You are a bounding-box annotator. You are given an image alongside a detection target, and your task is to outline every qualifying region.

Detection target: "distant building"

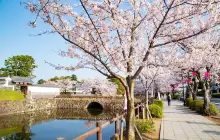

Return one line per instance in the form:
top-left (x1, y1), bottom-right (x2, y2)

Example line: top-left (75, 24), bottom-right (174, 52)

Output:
top-left (0, 76), bottom-right (15, 90)
top-left (0, 76), bottom-right (60, 99)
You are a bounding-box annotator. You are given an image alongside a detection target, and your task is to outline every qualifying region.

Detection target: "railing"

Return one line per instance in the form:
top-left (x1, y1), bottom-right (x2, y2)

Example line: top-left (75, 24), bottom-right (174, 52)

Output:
top-left (56, 102), bottom-right (146, 140)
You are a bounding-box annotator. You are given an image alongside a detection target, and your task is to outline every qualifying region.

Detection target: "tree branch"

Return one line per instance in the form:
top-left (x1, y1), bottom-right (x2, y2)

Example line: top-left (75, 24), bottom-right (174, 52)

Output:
top-left (153, 29), bottom-right (207, 48)
top-left (132, 0), bottom-right (175, 79)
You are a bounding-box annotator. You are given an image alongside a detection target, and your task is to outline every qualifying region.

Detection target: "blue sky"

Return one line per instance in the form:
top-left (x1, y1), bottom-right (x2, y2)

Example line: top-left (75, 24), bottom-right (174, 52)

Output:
top-left (0, 0), bottom-right (104, 82)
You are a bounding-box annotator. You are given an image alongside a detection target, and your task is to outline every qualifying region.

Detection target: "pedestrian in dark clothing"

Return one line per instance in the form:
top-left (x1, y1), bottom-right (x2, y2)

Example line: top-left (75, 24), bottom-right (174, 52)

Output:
top-left (167, 93), bottom-right (171, 106)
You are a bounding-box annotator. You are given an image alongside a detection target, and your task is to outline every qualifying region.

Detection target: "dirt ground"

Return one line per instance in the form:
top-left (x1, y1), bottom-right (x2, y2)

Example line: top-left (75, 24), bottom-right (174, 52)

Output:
top-left (137, 118), bottom-right (162, 140)
top-left (205, 113), bottom-right (220, 126)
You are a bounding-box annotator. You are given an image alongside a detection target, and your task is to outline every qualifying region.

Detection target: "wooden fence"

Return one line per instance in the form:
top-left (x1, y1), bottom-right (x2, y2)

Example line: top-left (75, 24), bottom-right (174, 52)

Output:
top-left (56, 102), bottom-right (146, 140)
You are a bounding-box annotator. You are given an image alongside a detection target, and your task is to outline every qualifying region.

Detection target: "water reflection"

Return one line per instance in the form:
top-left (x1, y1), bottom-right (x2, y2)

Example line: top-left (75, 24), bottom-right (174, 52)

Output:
top-left (3, 127), bottom-right (34, 140)
top-left (0, 108), bottom-right (121, 140)
top-left (87, 108), bottom-right (103, 116)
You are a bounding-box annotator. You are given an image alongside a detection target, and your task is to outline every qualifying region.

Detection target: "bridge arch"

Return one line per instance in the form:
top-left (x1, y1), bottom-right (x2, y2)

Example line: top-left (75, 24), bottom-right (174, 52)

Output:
top-left (87, 102), bottom-right (103, 110)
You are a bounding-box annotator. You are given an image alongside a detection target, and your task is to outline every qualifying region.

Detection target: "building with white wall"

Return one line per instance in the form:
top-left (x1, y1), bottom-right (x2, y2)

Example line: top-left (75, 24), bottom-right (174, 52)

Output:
top-left (0, 76), bottom-right (60, 99)
top-left (0, 76), bottom-right (14, 90)
top-left (28, 84), bottom-right (60, 99)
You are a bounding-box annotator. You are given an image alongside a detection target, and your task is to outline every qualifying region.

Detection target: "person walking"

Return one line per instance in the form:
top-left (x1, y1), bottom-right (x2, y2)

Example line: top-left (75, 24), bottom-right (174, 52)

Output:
top-left (167, 92), bottom-right (171, 106)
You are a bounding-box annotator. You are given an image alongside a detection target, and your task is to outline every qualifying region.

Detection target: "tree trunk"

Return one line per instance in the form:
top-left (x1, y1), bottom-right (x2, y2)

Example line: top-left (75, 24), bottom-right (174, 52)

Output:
top-left (145, 89), bottom-right (149, 120)
top-left (193, 81), bottom-right (198, 100)
top-left (125, 78), bottom-right (135, 140)
top-left (126, 98), bottom-right (135, 139)
top-left (155, 92), bottom-right (158, 99)
top-left (188, 84), bottom-right (193, 99)
top-left (203, 82), bottom-right (211, 116)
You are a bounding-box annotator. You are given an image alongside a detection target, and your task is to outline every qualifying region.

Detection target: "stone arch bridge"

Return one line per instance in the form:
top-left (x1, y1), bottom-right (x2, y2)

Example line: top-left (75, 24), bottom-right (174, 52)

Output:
top-left (56, 96), bottom-right (143, 111)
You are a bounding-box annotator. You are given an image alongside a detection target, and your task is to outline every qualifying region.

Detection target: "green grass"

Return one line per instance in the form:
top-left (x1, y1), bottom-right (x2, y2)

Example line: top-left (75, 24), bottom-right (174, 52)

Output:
top-left (0, 89), bottom-right (25, 101)
top-left (0, 126), bottom-right (23, 136)
top-left (135, 119), bottom-right (155, 133)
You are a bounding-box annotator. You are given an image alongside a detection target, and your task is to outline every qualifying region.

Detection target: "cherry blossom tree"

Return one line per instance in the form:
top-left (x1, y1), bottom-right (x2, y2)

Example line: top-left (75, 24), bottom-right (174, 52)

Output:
top-left (25, 0), bottom-right (219, 138)
top-left (76, 78), bottom-right (117, 96)
top-left (44, 78), bottom-right (75, 93)
top-left (135, 47), bottom-right (181, 96)
top-left (176, 31), bottom-right (220, 115)
top-left (57, 78), bottom-right (75, 93)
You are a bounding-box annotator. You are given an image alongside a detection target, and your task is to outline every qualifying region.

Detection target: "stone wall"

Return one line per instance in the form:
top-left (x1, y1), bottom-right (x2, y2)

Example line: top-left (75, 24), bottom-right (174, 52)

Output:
top-left (0, 110), bottom-right (56, 130)
top-left (0, 99), bottom-right (56, 116)
top-left (0, 96), bottom-right (143, 116)
top-left (0, 108), bottom-right (117, 133)
top-left (56, 98), bottom-right (124, 111)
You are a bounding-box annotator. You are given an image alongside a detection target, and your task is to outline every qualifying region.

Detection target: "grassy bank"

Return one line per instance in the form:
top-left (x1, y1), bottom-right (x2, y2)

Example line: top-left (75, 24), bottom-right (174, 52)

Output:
top-left (0, 126), bottom-right (23, 136)
top-left (135, 118), bottom-right (162, 140)
top-left (0, 89), bottom-right (25, 101)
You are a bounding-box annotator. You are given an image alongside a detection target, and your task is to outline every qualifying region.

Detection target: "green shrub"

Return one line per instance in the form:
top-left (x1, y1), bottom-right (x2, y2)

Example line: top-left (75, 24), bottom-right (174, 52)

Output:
top-left (149, 104), bottom-right (163, 118)
top-left (186, 98), bottom-right (193, 107)
top-left (172, 94), bottom-right (180, 100)
top-left (189, 99), bottom-right (194, 109)
top-left (209, 103), bottom-right (219, 116)
top-left (187, 99), bottom-right (218, 116)
top-left (61, 92), bottom-right (72, 94)
top-left (135, 119), bottom-right (154, 133)
top-left (191, 100), bottom-right (203, 110)
top-left (153, 99), bottom-right (164, 109)
top-left (186, 98), bottom-right (193, 108)
top-left (193, 100), bottom-right (204, 113)
top-left (212, 93), bottom-right (220, 98)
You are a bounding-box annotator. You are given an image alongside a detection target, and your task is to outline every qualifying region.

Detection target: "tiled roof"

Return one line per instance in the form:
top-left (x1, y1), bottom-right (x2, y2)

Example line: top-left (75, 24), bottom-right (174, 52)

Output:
top-left (0, 77), bottom-right (7, 79)
top-left (31, 84), bottom-right (59, 88)
top-left (11, 76), bottom-right (33, 84)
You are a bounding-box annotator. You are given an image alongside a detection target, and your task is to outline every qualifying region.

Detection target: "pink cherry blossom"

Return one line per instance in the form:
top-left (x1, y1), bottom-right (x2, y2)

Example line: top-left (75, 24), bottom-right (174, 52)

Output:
top-left (76, 79), bottom-right (117, 96)
top-left (44, 78), bottom-right (75, 93)
top-left (24, 0), bottom-right (220, 138)
top-left (92, 5), bottom-right (101, 13)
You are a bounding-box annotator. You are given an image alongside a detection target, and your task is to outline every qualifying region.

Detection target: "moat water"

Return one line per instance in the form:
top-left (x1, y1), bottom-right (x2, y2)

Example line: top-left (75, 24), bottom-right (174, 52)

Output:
top-left (0, 108), bottom-right (123, 140)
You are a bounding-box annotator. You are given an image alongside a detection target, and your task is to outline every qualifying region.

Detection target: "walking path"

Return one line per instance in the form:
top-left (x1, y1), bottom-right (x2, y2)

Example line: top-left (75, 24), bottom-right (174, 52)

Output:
top-left (160, 100), bottom-right (220, 140)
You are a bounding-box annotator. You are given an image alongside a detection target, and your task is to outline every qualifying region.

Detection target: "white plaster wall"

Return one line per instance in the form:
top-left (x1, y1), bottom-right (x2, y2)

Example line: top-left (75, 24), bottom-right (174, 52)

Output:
top-left (28, 86), bottom-right (60, 99)
top-left (0, 80), bottom-right (6, 86)
top-left (0, 77), bottom-right (11, 86)
top-left (28, 86), bottom-right (60, 93)
top-left (0, 78), bottom-right (14, 90)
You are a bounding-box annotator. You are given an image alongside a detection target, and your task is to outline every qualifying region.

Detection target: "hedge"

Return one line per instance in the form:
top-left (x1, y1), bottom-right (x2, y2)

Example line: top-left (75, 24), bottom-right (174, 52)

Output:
top-left (172, 94), bottom-right (180, 100)
top-left (192, 100), bottom-right (204, 112)
top-left (153, 99), bottom-right (164, 109)
top-left (186, 98), bottom-right (193, 107)
top-left (212, 93), bottom-right (220, 98)
top-left (186, 98), bottom-right (219, 116)
top-left (149, 104), bottom-right (163, 118)
top-left (209, 103), bottom-right (219, 116)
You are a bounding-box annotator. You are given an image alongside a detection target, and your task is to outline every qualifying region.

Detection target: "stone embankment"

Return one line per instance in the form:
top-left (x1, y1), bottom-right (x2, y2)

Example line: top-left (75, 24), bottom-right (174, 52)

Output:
top-left (0, 96), bottom-right (143, 116)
